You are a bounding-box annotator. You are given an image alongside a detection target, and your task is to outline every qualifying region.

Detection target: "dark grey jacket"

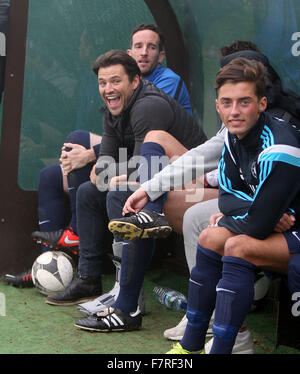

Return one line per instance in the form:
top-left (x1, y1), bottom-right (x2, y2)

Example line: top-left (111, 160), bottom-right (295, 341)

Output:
top-left (96, 80), bottom-right (207, 178)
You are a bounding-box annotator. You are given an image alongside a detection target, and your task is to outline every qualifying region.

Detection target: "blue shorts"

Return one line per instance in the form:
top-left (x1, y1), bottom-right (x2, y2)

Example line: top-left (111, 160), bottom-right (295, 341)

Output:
top-left (283, 229), bottom-right (300, 254)
top-left (264, 230), bottom-right (300, 292)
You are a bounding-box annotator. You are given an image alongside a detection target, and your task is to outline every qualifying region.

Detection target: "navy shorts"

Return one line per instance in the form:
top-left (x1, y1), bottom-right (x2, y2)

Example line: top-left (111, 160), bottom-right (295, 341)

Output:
top-left (283, 229), bottom-right (300, 254)
top-left (284, 229), bottom-right (300, 294)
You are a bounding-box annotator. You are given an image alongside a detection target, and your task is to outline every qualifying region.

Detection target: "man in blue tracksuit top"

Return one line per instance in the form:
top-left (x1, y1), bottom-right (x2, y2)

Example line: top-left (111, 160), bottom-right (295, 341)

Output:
top-left (166, 57), bottom-right (300, 354)
top-left (144, 64), bottom-right (192, 115)
top-left (127, 23), bottom-right (192, 114)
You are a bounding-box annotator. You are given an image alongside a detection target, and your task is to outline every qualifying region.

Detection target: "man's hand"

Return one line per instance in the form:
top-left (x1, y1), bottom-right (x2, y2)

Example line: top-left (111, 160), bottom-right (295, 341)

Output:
top-left (122, 187), bottom-right (149, 215)
top-left (109, 175), bottom-right (128, 189)
top-left (60, 143), bottom-right (95, 175)
top-left (109, 174), bottom-right (140, 191)
top-left (209, 211), bottom-right (295, 232)
top-left (274, 213), bottom-right (295, 233)
top-left (209, 212), bottom-right (224, 226)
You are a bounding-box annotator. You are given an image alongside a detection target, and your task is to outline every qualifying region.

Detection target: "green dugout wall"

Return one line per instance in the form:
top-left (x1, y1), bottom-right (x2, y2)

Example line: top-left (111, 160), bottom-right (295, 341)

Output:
top-left (0, 0), bottom-right (299, 273)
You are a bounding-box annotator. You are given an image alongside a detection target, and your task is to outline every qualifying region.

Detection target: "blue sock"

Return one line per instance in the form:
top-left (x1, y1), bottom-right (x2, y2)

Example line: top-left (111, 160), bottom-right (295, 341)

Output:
top-left (114, 239), bottom-right (155, 313)
top-left (139, 142), bottom-right (168, 213)
top-left (210, 256), bottom-right (256, 354)
top-left (181, 244), bottom-right (223, 352)
top-left (38, 165), bottom-right (67, 252)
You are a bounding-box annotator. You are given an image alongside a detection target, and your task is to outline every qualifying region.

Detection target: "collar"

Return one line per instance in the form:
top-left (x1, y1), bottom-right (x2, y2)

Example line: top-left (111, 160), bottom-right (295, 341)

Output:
top-left (230, 112), bottom-right (266, 148)
top-left (143, 64), bottom-right (163, 82)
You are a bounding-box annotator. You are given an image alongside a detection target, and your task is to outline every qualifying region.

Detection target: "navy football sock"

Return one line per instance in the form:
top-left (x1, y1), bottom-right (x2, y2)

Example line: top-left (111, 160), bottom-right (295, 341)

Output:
top-left (180, 244), bottom-right (223, 352)
top-left (114, 239), bottom-right (155, 314)
top-left (38, 165), bottom-right (67, 252)
top-left (139, 142), bottom-right (168, 213)
top-left (210, 256), bottom-right (256, 354)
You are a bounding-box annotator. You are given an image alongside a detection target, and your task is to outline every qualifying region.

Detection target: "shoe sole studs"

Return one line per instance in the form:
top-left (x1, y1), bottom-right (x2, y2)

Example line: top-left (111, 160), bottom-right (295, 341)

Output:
top-left (74, 323), bottom-right (141, 332)
top-left (45, 295), bottom-right (101, 306)
top-left (108, 222), bottom-right (172, 240)
top-left (33, 238), bottom-right (79, 257)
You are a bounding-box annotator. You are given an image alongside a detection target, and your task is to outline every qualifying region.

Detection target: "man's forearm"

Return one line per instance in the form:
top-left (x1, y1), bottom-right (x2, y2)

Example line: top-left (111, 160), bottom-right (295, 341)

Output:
top-left (142, 125), bottom-right (225, 201)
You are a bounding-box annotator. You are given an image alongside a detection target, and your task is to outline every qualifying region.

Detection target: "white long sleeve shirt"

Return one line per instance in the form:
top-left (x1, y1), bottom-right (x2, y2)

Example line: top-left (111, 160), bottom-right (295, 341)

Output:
top-left (141, 124), bottom-right (226, 201)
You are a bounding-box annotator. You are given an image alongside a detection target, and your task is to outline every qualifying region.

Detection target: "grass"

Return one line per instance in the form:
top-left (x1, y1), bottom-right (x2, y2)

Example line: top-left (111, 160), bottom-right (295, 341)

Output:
top-left (0, 267), bottom-right (299, 357)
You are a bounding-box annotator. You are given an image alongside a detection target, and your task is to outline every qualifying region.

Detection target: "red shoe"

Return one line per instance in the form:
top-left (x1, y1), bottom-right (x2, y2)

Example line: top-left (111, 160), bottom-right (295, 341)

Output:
top-left (3, 269), bottom-right (34, 288)
top-left (31, 228), bottom-right (79, 256)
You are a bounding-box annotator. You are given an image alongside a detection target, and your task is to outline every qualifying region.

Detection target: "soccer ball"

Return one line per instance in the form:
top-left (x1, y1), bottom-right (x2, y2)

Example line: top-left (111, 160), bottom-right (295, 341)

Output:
top-left (31, 251), bottom-right (76, 295)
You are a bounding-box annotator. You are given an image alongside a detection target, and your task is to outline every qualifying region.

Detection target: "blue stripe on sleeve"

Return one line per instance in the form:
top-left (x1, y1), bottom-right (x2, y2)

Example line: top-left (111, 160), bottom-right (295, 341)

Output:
top-left (259, 152), bottom-right (300, 168)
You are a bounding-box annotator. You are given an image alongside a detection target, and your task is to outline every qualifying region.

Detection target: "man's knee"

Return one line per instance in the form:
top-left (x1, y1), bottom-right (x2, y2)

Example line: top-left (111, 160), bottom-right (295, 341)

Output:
top-left (224, 235), bottom-right (248, 259)
top-left (39, 165), bottom-right (62, 187)
top-left (143, 130), bottom-right (187, 159)
top-left (65, 130), bottom-right (90, 148)
top-left (198, 227), bottom-right (218, 248)
top-left (143, 130), bottom-right (170, 144)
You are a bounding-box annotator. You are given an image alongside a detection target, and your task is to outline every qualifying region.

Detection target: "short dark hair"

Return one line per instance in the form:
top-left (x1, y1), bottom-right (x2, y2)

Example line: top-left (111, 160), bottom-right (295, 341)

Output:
top-left (220, 40), bottom-right (261, 57)
top-left (130, 23), bottom-right (165, 52)
top-left (215, 57), bottom-right (270, 99)
top-left (92, 49), bottom-right (141, 81)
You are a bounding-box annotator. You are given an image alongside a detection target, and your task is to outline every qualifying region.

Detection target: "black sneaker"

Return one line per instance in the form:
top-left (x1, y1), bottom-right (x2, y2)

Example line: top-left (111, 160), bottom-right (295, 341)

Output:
top-left (45, 275), bottom-right (102, 306)
top-left (3, 270), bottom-right (34, 288)
top-left (74, 307), bottom-right (142, 332)
top-left (31, 228), bottom-right (79, 258)
top-left (108, 209), bottom-right (172, 240)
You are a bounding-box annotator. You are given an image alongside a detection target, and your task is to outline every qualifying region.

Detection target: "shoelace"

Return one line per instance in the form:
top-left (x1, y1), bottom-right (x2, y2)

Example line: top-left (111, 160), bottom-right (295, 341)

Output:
top-left (96, 308), bottom-right (116, 330)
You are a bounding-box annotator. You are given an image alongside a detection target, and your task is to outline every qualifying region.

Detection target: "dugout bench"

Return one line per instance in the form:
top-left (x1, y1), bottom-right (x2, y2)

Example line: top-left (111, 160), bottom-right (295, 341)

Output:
top-left (0, 0), bottom-right (299, 353)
